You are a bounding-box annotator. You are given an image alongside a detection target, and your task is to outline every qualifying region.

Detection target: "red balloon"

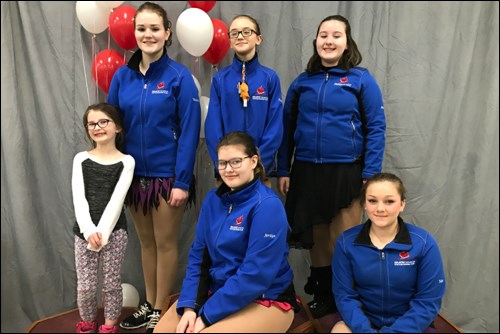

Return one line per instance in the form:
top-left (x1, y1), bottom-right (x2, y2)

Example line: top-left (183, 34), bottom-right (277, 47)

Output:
top-left (91, 49), bottom-right (125, 93)
top-left (187, 1), bottom-right (216, 13)
top-left (109, 5), bottom-right (137, 50)
top-left (202, 18), bottom-right (230, 65)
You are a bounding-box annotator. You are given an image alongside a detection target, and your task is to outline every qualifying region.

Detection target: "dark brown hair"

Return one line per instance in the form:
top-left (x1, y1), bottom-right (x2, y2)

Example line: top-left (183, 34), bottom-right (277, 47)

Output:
top-left (360, 172), bottom-right (407, 205)
top-left (83, 103), bottom-right (125, 152)
top-left (306, 15), bottom-right (362, 73)
top-left (217, 131), bottom-right (265, 182)
top-left (135, 2), bottom-right (172, 46)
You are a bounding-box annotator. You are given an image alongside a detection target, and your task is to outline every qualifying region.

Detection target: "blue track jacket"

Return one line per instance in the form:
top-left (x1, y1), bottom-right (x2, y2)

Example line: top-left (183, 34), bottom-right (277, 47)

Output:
top-left (107, 49), bottom-right (200, 190)
top-left (177, 178), bottom-right (294, 325)
top-left (277, 67), bottom-right (385, 179)
top-left (333, 218), bottom-right (446, 333)
top-left (205, 55), bottom-right (283, 175)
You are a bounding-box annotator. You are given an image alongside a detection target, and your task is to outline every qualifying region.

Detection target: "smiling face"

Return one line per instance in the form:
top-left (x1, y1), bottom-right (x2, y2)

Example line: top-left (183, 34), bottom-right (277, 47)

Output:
top-left (217, 144), bottom-right (258, 190)
top-left (86, 110), bottom-right (120, 148)
top-left (229, 16), bottom-right (262, 61)
top-left (134, 10), bottom-right (170, 58)
top-left (316, 19), bottom-right (347, 67)
top-left (365, 180), bottom-right (406, 229)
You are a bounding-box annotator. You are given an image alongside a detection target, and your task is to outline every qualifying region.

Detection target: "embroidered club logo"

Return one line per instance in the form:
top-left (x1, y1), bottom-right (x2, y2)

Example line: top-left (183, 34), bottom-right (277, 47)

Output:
top-left (157, 82), bottom-right (165, 89)
top-left (340, 77), bottom-right (348, 83)
top-left (256, 86), bottom-right (265, 95)
top-left (230, 215), bottom-right (245, 231)
top-left (399, 251), bottom-right (410, 259)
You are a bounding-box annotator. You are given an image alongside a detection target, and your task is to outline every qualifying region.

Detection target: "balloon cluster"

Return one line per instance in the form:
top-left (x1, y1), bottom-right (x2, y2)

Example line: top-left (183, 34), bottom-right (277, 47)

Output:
top-left (177, 1), bottom-right (230, 65)
top-left (76, 1), bottom-right (136, 93)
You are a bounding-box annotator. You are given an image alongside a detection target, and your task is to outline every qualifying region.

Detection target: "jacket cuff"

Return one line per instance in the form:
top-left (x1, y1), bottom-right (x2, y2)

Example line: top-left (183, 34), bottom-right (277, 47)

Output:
top-left (200, 312), bottom-right (212, 327)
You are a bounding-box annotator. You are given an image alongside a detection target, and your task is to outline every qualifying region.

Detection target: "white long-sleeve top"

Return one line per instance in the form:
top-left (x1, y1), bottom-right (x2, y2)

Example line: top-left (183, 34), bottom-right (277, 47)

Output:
top-left (72, 151), bottom-right (134, 251)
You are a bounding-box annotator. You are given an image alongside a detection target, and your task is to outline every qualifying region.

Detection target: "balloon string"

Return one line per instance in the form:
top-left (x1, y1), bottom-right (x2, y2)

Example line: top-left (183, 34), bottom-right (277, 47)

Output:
top-left (92, 34), bottom-right (98, 103)
top-left (107, 18), bottom-right (111, 50)
top-left (79, 28), bottom-right (91, 106)
top-left (193, 56), bottom-right (199, 76)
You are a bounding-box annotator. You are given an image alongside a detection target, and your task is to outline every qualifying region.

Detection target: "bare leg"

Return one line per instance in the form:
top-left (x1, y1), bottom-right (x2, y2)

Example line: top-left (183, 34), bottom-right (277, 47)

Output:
top-left (329, 199), bottom-right (363, 251)
top-left (201, 303), bottom-right (294, 333)
top-left (129, 208), bottom-right (157, 306)
top-left (331, 320), bottom-right (353, 333)
top-left (151, 198), bottom-right (186, 310)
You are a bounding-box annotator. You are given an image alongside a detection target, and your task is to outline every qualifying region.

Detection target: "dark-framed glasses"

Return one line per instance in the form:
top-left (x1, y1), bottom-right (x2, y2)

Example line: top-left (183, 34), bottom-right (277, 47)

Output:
top-left (86, 119), bottom-right (113, 130)
top-left (228, 28), bottom-right (257, 39)
top-left (217, 156), bottom-right (250, 170)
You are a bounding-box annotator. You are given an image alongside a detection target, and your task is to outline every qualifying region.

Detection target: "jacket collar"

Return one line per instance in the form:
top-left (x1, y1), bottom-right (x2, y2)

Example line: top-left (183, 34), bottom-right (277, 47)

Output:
top-left (127, 48), bottom-right (170, 72)
top-left (217, 177), bottom-right (260, 206)
top-left (230, 54), bottom-right (260, 74)
top-left (354, 217), bottom-right (412, 248)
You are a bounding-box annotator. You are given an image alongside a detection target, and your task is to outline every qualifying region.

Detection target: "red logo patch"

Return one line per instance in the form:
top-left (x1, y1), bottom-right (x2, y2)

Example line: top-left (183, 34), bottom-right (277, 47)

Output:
top-left (235, 216), bottom-right (243, 225)
top-left (340, 77), bottom-right (348, 83)
top-left (399, 251), bottom-right (410, 259)
top-left (256, 86), bottom-right (265, 95)
top-left (157, 82), bottom-right (165, 89)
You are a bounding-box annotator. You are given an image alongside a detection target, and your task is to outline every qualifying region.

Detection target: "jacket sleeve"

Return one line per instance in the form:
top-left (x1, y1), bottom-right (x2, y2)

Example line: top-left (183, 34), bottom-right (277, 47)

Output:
top-left (359, 70), bottom-right (385, 179)
top-left (277, 77), bottom-right (299, 177)
top-left (91, 156), bottom-right (134, 251)
top-left (173, 71), bottom-right (201, 190)
top-left (258, 72), bottom-right (283, 175)
top-left (177, 200), bottom-right (211, 313)
top-left (380, 234), bottom-right (446, 333)
top-left (199, 197), bottom-right (289, 325)
top-left (72, 153), bottom-right (98, 241)
top-left (332, 234), bottom-right (378, 333)
top-left (204, 74), bottom-right (223, 169)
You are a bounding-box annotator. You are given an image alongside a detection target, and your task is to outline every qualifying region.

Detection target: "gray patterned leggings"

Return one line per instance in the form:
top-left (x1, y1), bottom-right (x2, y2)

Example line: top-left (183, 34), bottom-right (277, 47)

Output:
top-left (75, 229), bottom-right (128, 322)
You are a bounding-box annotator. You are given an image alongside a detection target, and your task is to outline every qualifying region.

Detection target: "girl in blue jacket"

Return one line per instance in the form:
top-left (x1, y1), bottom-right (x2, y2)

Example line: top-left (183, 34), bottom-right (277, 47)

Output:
top-left (332, 173), bottom-right (446, 333)
top-left (205, 15), bottom-right (283, 186)
top-left (154, 131), bottom-right (297, 333)
top-left (107, 2), bottom-right (200, 332)
top-left (277, 15), bottom-right (386, 318)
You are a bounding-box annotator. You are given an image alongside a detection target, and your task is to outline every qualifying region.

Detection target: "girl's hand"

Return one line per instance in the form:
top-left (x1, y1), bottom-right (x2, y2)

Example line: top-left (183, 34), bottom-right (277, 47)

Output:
top-left (193, 316), bottom-right (207, 333)
top-left (278, 177), bottom-right (290, 196)
top-left (87, 232), bottom-right (102, 251)
top-left (176, 309), bottom-right (197, 333)
top-left (168, 188), bottom-right (188, 207)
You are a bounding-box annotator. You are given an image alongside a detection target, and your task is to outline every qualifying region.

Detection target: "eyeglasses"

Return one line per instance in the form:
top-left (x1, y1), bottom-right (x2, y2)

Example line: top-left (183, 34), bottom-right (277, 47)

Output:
top-left (86, 119), bottom-right (113, 130)
top-left (228, 28), bottom-right (258, 39)
top-left (217, 156), bottom-right (250, 170)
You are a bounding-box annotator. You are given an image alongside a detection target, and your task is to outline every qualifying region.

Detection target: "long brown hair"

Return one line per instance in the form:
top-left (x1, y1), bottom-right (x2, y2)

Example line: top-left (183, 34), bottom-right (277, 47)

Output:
top-left (306, 15), bottom-right (362, 73)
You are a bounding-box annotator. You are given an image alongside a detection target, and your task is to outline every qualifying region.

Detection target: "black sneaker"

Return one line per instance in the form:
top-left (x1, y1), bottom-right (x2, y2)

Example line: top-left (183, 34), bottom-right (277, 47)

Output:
top-left (145, 310), bottom-right (161, 333)
top-left (307, 296), bottom-right (337, 319)
top-left (120, 301), bottom-right (152, 329)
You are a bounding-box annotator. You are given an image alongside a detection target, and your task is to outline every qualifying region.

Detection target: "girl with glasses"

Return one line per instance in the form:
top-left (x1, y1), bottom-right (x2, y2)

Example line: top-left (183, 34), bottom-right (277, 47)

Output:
top-left (154, 131), bottom-right (298, 332)
top-left (73, 103), bottom-right (135, 333)
top-left (107, 2), bottom-right (201, 332)
top-left (204, 15), bottom-right (283, 187)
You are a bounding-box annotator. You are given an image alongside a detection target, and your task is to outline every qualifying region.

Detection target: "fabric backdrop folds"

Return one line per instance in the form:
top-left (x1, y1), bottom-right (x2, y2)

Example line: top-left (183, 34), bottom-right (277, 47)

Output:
top-left (1, 1), bottom-right (498, 332)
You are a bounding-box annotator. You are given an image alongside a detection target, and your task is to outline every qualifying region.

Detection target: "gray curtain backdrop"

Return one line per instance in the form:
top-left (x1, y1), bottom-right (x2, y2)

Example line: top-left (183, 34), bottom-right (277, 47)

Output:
top-left (1, 1), bottom-right (498, 332)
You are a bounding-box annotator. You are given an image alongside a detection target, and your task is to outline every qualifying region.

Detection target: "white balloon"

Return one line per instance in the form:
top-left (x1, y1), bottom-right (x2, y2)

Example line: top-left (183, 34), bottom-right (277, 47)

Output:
top-left (95, 1), bottom-right (125, 11)
top-left (192, 74), bottom-right (202, 98)
top-left (76, 1), bottom-right (109, 34)
top-left (121, 283), bottom-right (140, 308)
top-left (200, 96), bottom-right (210, 138)
top-left (176, 8), bottom-right (213, 57)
